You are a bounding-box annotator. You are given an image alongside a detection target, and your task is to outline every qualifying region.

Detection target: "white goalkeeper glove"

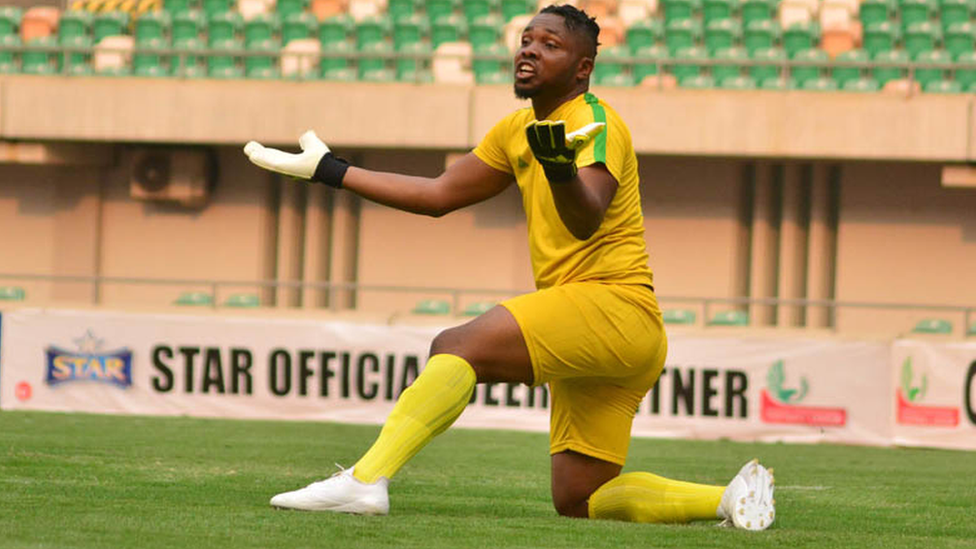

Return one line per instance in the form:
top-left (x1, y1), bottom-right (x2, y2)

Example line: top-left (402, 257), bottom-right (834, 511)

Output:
top-left (243, 130), bottom-right (349, 188)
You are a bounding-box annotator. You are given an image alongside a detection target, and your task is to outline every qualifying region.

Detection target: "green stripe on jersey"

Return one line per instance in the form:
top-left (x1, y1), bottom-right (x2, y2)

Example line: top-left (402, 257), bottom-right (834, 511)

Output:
top-left (584, 92), bottom-right (607, 163)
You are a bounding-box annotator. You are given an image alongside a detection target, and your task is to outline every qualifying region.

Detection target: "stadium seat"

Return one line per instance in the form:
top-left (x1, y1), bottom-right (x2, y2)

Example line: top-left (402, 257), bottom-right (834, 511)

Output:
top-left (944, 22), bottom-right (975, 58)
top-left (832, 48), bottom-right (868, 87)
top-left (174, 291), bottom-right (214, 306)
top-left (21, 36), bottom-right (57, 74)
top-left (953, 50), bottom-right (976, 87)
top-left (356, 15), bottom-right (392, 48)
top-left (432, 14), bottom-right (467, 48)
top-left (593, 44), bottom-right (629, 80)
top-left (463, 0), bottom-right (498, 23)
top-left (393, 13), bottom-right (428, 49)
top-left (666, 18), bottom-right (703, 54)
top-left (911, 318), bottom-right (953, 333)
top-left (0, 6), bottom-right (21, 39)
top-left (596, 71), bottom-right (637, 86)
top-left (282, 12), bottom-right (319, 45)
top-left (760, 74), bottom-right (796, 88)
top-left (790, 47), bottom-right (828, 85)
top-left (0, 286), bottom-right (26, 301)
top-left (208, 38), bottom-right (244, 78)
top-left (863, 21), bottom-right (900, 56)
top-left (663, 0), bottom-right (699, 23)
top-left (905, 21), bottom-right (942, 57)
top-left (708, 310), bottom-right (749, 326)
top-left (209, 11), bottom-right (244, 44)
top-left (164, 0), bottom-right (195, 14)
top-left (319, 14), bottom-right (354, 45)
top-left (968, 321), bottom-right (976, 337)
top-left (427, 0), bottom-right (461, 21)
top-left (672, 45), bottom-right (708, 82)
top-left (358, 40), bottom-right (393, 76)
top-left (93, 11), bottom-right (131, 45)
top-left (469, 14), bottom-right (504, 49)
top-left (59, 10), bottom-right (92, 41)
top-left (741, 0), bottom-right (776, 24)
top-left (842, 75), bottom-right (881, 91)
top-left (663, 309), bottom-right (696, 324)
top-left (203, 0), bottom-right (232, 16)
top-left (322, 65), bottom-right (358, 80)
top-left (923, 78), bottom-right (964, 91)
top-left (277, 0), bottom-right (309, 17)
top-left (749, 45), bottom-right (785, 82)
top-left (720, 74), bottom-right (757, 90)
top-left (626, 18), bottom-right (664, 53)
top-left (712, 45), bottom-right (747, 81)
top-left (224, 293), bottom-right (261, 307)
top-left (901, 0), bottom-right (938, 28)
top-left (0, 34), bottom-right (19, 73)
top-left (473, 41), bottom-right (508, 81)
top-left (914, 49), bottom-right (952, 85)
top-left (135, 11), bottom-right (171, 43)
top-left (173, 10), bottom-right (206, 44)
top-left (703, 0), bottom-right (735, 23)
top-left (801, 75), bottom-right (839, 90)
top-left (245, 38), bottom-right (279, 78)
top-left (395, 40), bottom-right (431, 80)
top-left (501, 0), bottom-right (534, 21)
top-left (172, 37), bottom-right (207, 77)
top-left (133, 36), bottom-right (169, 77)
top-left (871, 48), bottom-right (909, 85)
top-left (678, 73), bottom-right (715, 87)
top-left (244, 13), bottom-right (280, 47)
top-left (859, 0), bottom-right (896, 25)
top-left (320, 38), bottom-right (353, 72)
top-left (940, 0), bottom-right (975, 30)
top-left (632, 44), bottom-right (668, 82)
top-left (704, 18), bottom-right (741, 53)
top-left (743, 19), bottom-right (781, 54)
top-left (412, 298), bottom-right (451, 314)
top-left (783, 21), bottom-right (819, 58)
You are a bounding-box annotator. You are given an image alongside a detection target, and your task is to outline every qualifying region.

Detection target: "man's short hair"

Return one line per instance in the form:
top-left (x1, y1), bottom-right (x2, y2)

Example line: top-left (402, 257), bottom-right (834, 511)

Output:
top-left (539, 4), bottom-right (601, 57)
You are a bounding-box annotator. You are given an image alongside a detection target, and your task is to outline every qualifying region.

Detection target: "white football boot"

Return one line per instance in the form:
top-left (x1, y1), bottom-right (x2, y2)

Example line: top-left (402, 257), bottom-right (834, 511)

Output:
top-left (718, 459), bottom-right (775, 531)
top-left (270, 467), bottom-right (389, 515)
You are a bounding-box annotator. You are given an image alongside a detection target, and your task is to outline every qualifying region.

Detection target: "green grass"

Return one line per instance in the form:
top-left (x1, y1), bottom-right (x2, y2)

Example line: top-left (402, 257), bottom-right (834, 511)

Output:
top-left (1, 411), bottom-right (975, 549)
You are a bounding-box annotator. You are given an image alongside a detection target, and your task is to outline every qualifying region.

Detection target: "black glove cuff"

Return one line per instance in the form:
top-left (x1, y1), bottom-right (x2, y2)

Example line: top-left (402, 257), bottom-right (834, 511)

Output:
top-left (541, 161), bottom-right (577, 184)
top-left (311, 152), bottom-right (350, 189)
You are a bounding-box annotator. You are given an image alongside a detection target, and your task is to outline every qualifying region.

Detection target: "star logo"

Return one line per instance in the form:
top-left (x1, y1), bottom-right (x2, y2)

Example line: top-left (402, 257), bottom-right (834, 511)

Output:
top-left (73, 330), bottom-right (105, 354)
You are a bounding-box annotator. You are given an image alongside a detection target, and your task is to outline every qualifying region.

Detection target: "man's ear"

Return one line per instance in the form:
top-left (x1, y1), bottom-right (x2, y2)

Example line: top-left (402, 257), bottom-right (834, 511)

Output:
top-left (577, 56), bottom-right (594, 82)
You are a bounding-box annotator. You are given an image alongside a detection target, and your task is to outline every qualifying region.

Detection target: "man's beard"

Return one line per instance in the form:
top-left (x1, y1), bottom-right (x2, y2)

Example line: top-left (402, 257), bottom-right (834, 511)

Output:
top-left (513, 82), bottom-right (537, 99)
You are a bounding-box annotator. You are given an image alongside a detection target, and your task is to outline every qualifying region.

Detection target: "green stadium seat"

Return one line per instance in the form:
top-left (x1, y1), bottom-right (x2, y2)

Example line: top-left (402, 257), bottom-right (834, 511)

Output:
top-left (940, 0), bottom-right (975, 30)
top-left (173, 10), bottom-right (206, 44)
top-left (673, 45), bottom-right (708, 82)
top-left (462, 0), bottom-right (498, 23)
top-left (427, 0), bottom-right (461, 21)
top-left (703, 0), bottom-right (736, 23)
top-left (704, 18), bottom-right (741, 53)
top-left (389, 0), bottom-right (422, 21)
top-left (802, 75), bottom-right (840, 90)
top-left (832, 48), bottom-right (869, 87)
top-left (944, 22), bottom-right (975, 58)
top-left (320, 39), bottom-right (354, 73)
top-left (633, 44), bottom-right (668, 82)
top-left (135, 11), bottom-right (170, 43)
top-left (0, 34), bottom-right (19, 73)
top-left (133, 36), bottom-right (169, 77)
top-left (740, 0), bottom-right (776, 24)
top-left (595, 72), bottom-right (638, 86)
top-left (172, 37), bottom-right (206, 77)
top-left (679, 73), bottom-right (716, 88)
top-left (412, 298), bottom-right (451, 315)
top-left (224, 293), bottom-right (261, 307)
top-left (164, 0), bottom-right (195, 14)
top-left (469, 14), bottom-right (504, 49)
top-left (282, 12), bottom-right (318, 45)
top-left (953, 50), bottom-right (976, 87)
top-left (663, 0), bottom-right (700, 23)
top-left (208, 37), bottom-right (244, 78)
top-left (245, 38), bottom-right (278, 78)
top-left (783, 21), bottom-right (820, 58)
top-left (93, 11), bottom-right (130, 45)
top-left (666, 18), bottom-right (703, 54)
top-left (320, 15), bottom-right (354, 45)
top-left (708, 310), bottom-right (749, 326)
top-left (760, 75), bottom-right (796, 89)
top-left (900, 0), bottom-right (938, 28)
top-left (863, 21), bottom-right (901, 56)
top-left (913, 49), bottom-right (952, 85)
top-left (791, 47), bottom-right (829, 86)
top-left (872, 48), bottom-right (910, 85)
top-left (911, 318), bottom-right (953, 333)
top-left (860, 0), bottom-right (896, 25)
top-left (358, 40), bottom-right (393, 76)
top-left (356, 15), bottom-right (392, 49)
top-left (626, 19), bottom-right (665, 53)
top-left (276, 0), bottom-right (307, 17)
top-left (923, 78), bottom-right (964, 91)
top-left (59, 10), bottom-right (92, 41)
top-left (663, 309), bottom-right (697, 324)
top-left (842, 75), bottom-right (881, 91)
top-left (462, 301), bottom-right (495, 316)
top-left (904, 21), bottom-right (942, 57)
top-left (432, 14), bottom-right (467, 48)
top-left (0, 6), bottom-right (21, 37)
top-left (399, 67), bottom-right (433, 82)
top-left (593, 44), bottom-right (629, 80)
top-left (21, 37), bottom-right (56, 74)
top-left (749, 46), bottom-right (785, 82)
top-left (473, 41), bottom-right (508, 82)
top-left (244, 13), bottom-right (280, 47)
top-left (712, 46), bottom-right (747, 82)
top-left (208, 11), bottom-right (243, 45)
top-left (322, 66), bottom-right (358, 81)
top-left (174, 291), bottom-right (214, 306)
top-left (0, 286), bottom-right (26, 301)
top-left (202, 0), bottom-right (232, 16)
top-left (396, 40), bottom-right (431, 80)
top-left (743, 19), bottom-right (781, 54)
top-left (720, 74), bottom-right (758, 88)
top-left (968, 321), bottom-right (976, 336)
top-left (501, 0), bottom-right (533, 21)
top-left (393, 13), bottom-right (429, 49)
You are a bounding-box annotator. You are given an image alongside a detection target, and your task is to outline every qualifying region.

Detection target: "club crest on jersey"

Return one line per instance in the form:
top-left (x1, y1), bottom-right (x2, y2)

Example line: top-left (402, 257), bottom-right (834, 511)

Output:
top-left (45, 330), bottom-right (133, 389)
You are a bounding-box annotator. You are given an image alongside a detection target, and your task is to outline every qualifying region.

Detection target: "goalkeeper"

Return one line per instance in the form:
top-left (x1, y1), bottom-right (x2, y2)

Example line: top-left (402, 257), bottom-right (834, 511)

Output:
top-left (244, 3), bottom-right (775, 530)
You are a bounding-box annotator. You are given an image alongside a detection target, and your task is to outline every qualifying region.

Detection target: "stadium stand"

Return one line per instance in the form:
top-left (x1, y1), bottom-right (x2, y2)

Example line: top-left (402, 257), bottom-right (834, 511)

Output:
top-left (0, 286), bottom-right (26, 301)
top-left (412, 298), bottom-right (451, 315)
top-left (662, 308), bottom-right (696, 324)
top-left (224, 292), bottom-right (261, 307)
top-left (174, 291), bottom-right (214, 305)
top-left (708, 310), bottom-right (749, 326)
top-left (461, 301), bottom-right (495, 315)
top-left (912, 318), bottom-right (953, 334)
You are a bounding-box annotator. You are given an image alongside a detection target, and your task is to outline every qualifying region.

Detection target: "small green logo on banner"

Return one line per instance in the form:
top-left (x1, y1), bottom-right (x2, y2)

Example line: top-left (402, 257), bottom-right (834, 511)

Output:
top-left (766, 360), bottom-right (809, 404)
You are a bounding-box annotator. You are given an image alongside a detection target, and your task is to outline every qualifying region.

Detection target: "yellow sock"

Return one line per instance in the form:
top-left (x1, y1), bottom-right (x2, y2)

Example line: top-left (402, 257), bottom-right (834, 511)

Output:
top-left (353, 354), bottom-right (476, 484)
top-left (588, 472), bottom-right (725, 523)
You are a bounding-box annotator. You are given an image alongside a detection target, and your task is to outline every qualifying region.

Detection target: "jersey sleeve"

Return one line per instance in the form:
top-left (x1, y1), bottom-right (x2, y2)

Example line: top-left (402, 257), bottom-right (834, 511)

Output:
top-left (472, 114), bottom-right (516, 174)
top-left (574, 105), bottom-right (627, 184)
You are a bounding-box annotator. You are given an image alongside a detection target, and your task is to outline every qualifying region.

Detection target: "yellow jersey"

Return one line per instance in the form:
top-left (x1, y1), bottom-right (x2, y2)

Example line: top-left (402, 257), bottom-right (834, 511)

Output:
top-left (473, 92), bottom-right (654, 289)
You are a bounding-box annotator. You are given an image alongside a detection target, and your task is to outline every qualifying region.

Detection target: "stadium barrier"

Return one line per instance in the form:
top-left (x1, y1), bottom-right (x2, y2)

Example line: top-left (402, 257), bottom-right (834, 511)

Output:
top-left (1, 306), bottom-right (974, 451)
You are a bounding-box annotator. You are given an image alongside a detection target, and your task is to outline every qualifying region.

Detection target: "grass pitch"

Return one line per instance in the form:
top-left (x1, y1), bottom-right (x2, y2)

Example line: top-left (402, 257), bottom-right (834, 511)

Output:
top-left (1, 411), bottom-right (974, 549)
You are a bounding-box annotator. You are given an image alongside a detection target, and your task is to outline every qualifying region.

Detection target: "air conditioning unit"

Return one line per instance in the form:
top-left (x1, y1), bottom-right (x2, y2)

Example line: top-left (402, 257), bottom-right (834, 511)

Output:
top-left (130, 148), bottom-right (217, 208)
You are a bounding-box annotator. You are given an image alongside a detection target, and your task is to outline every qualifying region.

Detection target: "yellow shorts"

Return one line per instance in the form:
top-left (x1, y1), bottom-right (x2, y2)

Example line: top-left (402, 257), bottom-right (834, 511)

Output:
top-left (501, 282), bottom-right (667, 466)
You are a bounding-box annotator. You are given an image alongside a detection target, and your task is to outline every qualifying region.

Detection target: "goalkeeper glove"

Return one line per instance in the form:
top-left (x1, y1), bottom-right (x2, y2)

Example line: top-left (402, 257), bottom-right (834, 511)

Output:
top-left (243, 130), bottom-right (349, 188)
top-left (524, 120), bottom-right (606, 183)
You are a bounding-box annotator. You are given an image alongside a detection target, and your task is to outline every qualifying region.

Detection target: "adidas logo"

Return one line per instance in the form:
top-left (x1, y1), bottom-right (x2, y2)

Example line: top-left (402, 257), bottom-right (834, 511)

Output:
top-left (518, 157), bottom-right (530, 169)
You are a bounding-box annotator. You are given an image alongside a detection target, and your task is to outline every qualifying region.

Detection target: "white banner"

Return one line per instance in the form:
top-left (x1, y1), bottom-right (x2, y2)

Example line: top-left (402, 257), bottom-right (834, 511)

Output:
top-left (891, 339), bottom-right (976, 450)
top-left (2, 307), bottom-right (972, 450)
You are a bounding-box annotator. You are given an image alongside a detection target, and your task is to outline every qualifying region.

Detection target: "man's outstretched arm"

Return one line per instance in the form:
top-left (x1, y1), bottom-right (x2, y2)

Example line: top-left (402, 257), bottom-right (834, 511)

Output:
top-left (244, 131), bottom-right (514, 217)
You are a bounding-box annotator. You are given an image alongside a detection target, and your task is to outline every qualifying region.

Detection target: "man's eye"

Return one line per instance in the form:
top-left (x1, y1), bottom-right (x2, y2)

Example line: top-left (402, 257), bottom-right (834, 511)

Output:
top-left (545, 42), bottom-right (557, 49)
